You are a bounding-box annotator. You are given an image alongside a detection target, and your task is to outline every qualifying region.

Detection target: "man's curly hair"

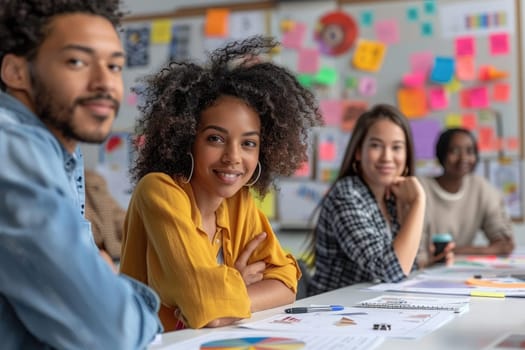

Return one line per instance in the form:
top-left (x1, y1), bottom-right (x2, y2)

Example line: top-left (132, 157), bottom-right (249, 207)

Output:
top-left (133, 36), bottom-right (323, 196)
top-left (0, 0), bottom-right (124, 91)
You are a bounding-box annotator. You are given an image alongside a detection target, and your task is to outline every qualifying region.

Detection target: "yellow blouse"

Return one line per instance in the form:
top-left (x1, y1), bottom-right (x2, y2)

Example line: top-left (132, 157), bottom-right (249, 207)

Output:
top-left (120, 172), bottom-right (300, 330)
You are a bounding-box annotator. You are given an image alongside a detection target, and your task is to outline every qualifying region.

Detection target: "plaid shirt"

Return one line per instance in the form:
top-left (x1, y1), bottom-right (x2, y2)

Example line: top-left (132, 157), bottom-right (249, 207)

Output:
top-left (309, 175), bottom-right (407, 296)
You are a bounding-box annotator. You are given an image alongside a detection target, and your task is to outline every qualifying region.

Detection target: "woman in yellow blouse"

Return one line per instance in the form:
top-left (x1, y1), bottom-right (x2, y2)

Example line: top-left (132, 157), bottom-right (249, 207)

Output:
top-left (120, 36), bottom-right (322, 331)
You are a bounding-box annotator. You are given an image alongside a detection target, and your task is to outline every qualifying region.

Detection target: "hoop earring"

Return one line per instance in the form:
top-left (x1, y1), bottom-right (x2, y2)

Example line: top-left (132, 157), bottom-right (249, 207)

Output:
top-left (182, 153), bottom-right (194, 183)
top-left (352, 161), bottom-right (359, 173)
top-left (245, 161), bottom-right (261, 187)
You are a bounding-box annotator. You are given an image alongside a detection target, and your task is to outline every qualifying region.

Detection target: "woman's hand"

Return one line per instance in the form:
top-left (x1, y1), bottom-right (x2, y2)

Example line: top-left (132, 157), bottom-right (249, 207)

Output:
top-left (234, 232), bottom-right (267, 286)
top-left (428, 241), bottom-right (456, 266)
top-left (388, 176), bottom-right (425, 224)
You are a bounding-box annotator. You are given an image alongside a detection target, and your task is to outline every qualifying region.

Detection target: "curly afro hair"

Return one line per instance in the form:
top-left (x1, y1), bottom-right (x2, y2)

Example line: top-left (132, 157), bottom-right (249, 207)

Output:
top-left (132, 36), bottom-right (323, 196)
top-left (0, 0), bottom-right (124, 90)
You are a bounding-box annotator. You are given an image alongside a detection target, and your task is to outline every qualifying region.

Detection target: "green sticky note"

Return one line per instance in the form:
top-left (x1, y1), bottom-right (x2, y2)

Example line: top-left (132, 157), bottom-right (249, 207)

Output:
top-left (297, 74), bottom-right (314, 88)
top-left (407, 7), bottom-right (418, 21)
top-left (345, 76), bottom-right (358, 89)
top-left (424, 0), bottom-right (436, 15)
top-left (421, 22), bottom-right (433, 36)
top-left (314, 67), bottom-right (338, 86)
top-left (360, 11), bottom-right (373, 27)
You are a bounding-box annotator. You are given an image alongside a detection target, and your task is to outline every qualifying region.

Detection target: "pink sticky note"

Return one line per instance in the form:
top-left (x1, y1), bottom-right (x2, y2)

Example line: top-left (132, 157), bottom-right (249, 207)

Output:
top-left (459, 89), bottom-right (470, 108)
top-left (319, 141), bottom-right (336, 161)
top-left (455, 36), bottom-right (475, 56)
top-left (294, 161), bottom-right (310, 177)
top-left (297, 48), bottom-right (320, 73)
top-left (402, 71), bottom-right (426, 88)
top-left (374, 19), bottom-right (400, 44)
top-left (126, 92), bottom-right (138, 106)
top-left (505, 137), bottom-right (519, 151)
top-left (319, 99), bottom-right (344, 126)
top-left (410, 51), bottom-right (433, 74)
top-left (282, 22), bottom-right (307, 49)
top-left (489, 32), bottom-right (510, 56)
top-left (456, 56), bottom-right (476, 81)
top-left (358, 76), bottom-right (377, 97)
top-left (492, 83), bottom-right (510, 102)
top-left (428, 86), bottom-right (448, 110)
top-left (469, 86), bottom-right (489, 108)
top-left (462, 113), bottom-right (477, 130)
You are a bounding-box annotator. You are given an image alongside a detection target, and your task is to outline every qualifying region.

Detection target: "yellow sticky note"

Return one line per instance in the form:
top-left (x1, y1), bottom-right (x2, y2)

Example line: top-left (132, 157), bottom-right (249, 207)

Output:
top-left (205, 8), bottom-right (230, 37)
top-left (280, 19), bottom-right (295, 32)
top-left (252, 189), bottom-right (276, 220)
top-left (151, 19), bottom-right (172, 44)
top-left (352, 39), bottom-right (386, 72)
top-left (445, 113), bottom-right (462, 127)
top-left (470, 291), bottom-right (505, 298)
top-left (445, 77), bottom-right (462, 93)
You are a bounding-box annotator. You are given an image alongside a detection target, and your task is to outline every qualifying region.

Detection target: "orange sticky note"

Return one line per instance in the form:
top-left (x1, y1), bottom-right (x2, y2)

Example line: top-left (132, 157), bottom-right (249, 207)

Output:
top-left (478, 127), bottom-right (495, 152)
top-left (352, 39), bottom-right (386, 72)
top-left (205, 9), bottom-right (230, 37)
top-left (492, 83), bottom-right (511, 102)
top-left (319, 141), bottom-right (336, 161)
top-left (397, 88), bottom-right (427, 118)
top-left (505, 137), bottom-right (519, 151)
top-left (462, 113), bottom-right (477, 130)
top-left (294, 161), bottom-right (311, 177)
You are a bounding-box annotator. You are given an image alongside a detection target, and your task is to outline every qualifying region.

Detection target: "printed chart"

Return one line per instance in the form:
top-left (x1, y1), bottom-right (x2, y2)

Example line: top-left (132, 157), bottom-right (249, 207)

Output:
top-left (200, 336), bottom-right (305, 350)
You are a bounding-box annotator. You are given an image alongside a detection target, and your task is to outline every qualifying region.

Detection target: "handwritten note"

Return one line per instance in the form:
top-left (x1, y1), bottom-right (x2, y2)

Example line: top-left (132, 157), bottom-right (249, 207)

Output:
top-left (352, 39), bottom-right (386, 72)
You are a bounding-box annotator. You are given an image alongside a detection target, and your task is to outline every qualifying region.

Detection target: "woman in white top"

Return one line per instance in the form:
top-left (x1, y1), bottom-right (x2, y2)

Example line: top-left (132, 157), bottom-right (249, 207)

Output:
top-left (418, 128), bottom-right (515, 267)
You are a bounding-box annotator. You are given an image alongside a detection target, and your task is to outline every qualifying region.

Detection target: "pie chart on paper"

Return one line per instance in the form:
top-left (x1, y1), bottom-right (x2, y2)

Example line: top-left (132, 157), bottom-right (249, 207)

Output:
top-left (199, 336), bottom-right (305, 350)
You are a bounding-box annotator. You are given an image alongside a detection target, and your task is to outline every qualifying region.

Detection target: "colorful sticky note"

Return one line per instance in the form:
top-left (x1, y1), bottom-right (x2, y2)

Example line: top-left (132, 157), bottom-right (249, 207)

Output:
top-left (462, 113), bottom-right (478, 130)
top-left (469, 86), bottom-right (489, 108)
top-left (205, 9), bottom-right (230, 37)
top-left (314, 67), bottom-right (338, 85)
top-left (445, 77), bottom-right (462, 93)
top-left (374, 19), bottom-right (400, 45)
top-left (430, 57), bottom-right (455, 84)
top-left (360, 11), bottom-right (374, 27)
top-left (428, 86), bottom-right (448, 110)
top-left (492, 83), bottom-right (511, 102)
top-left (456, 56), bottom-right (476, 81)
top-left (397, 88), bottom-right (427, 118)
top-left (421, 22), bottom-right (433, 36)
top-left (126, 92), bottom-right (138, 106)
top-left (319, 99), bottom-right (345, 125)
top-left (252, 188), bottom-right (275, 219)
top-left (358, 76), bottom-right (377, 97)
top-left (406, 7), bottom-right (418, 21)
top-left (297, 74), bottom-right (314, 88)
top-left (455, 36), bottom-right (475, 56)
top-left (478, 126), bottom-right (496, 152)
top-left (489, 32), bottom-right (510, 55)
top-left (478, 65), bottom-right (509, 81)
top-left (319, 140), bottom-right (336, 161)
top-left (345, 76), bottom-right (358, 89)
top-left (445, 113), bottom-right (462, 127)
top-left (410, 51), bottom-right (433, 74)
top-left (352, 39), bottom-right (386, 72)
top-left (151, 19), bottom-right (172, 44)
top-left (410, 119), bottom-right (441, 159)
top-left (297, 48), bottom-right (320, 73)
top-left (424, 0), bottom-right (436, 15)
top-left (282, 22), bottom-right (306, 49)
top-left (294, 161), bottom-right (311, 178)
top-left (504, 137), bottom-right (519, 151)
top-left (280, 19), bottom-right (295, 32)
top-left (402, 72), bottom-right (426, 88)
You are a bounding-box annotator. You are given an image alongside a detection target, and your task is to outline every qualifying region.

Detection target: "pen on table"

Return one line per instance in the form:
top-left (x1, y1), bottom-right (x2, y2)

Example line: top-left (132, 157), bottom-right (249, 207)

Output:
top-left (284, 305), bottom-right (344, 314)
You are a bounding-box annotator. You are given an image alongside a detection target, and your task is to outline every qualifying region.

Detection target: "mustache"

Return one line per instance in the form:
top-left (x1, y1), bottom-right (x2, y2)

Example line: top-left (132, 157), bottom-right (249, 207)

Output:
top-left (75, 94), bottom-right (120, 110)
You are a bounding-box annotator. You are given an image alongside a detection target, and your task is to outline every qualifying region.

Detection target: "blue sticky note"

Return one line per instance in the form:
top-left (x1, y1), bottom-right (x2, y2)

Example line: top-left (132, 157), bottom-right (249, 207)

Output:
top-left (360, 11), bottom-right (374, 27)
top-left (431, 57), bottom-right (455, 84)
top-left (407, 7), bottom-right (418, 21)
top-left (424, 0), bottom-right (436, 15)
top-left (421, 22), bottom-right (433, 36)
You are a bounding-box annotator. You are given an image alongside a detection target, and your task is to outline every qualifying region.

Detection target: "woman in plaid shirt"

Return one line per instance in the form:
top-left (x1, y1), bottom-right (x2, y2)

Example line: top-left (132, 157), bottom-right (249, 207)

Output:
top-left (308, 104), bottom-right (426, 296)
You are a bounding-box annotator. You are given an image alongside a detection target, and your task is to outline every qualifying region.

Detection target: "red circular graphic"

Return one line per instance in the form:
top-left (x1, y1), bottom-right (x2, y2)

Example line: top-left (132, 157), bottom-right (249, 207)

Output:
top-left (315, 11), bottom-right (358, 56)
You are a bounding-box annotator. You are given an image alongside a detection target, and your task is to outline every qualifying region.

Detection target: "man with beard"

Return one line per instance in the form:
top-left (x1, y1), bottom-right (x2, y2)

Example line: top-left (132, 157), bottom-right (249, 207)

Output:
top-left (0, 1), bottom-right (162, 348)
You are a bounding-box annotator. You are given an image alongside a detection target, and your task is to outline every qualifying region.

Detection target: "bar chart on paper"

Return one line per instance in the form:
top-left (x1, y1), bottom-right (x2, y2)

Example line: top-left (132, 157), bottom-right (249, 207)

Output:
top-left (200, 336), bottom-right (305, 350)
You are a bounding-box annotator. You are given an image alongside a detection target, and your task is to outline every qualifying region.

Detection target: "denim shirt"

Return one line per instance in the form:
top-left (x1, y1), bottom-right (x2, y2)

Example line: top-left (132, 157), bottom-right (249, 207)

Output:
top-left (0, 92), bottom-right (162, 349)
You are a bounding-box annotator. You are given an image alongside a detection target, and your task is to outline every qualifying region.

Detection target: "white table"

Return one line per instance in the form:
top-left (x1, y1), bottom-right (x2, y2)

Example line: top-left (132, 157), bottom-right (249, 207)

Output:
top-left (150, 282), bottom-right (525, 349)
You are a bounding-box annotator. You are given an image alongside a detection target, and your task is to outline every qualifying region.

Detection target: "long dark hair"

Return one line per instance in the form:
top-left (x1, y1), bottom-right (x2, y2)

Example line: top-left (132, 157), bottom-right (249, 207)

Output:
top-left (305, 104), bottom-right (415, 264)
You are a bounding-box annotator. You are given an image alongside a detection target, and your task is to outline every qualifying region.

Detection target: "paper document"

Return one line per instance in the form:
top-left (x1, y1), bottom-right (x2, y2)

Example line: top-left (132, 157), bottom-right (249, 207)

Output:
top-left (239, 307), bottom-right (456, 339)
top-left (152, 330), bottom-right (384, 350)
top-left (355, 294), bottom-right (470, 313)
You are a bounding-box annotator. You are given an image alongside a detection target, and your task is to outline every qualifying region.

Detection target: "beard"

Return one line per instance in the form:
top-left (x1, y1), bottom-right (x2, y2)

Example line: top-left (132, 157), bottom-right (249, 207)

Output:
top-left (32, 77), bottom-right (120, 144)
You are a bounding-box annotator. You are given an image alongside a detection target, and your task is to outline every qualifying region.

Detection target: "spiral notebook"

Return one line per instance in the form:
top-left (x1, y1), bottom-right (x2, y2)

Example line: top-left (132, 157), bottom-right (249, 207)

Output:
top-left (355, 295), bottom-right (470, 314)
